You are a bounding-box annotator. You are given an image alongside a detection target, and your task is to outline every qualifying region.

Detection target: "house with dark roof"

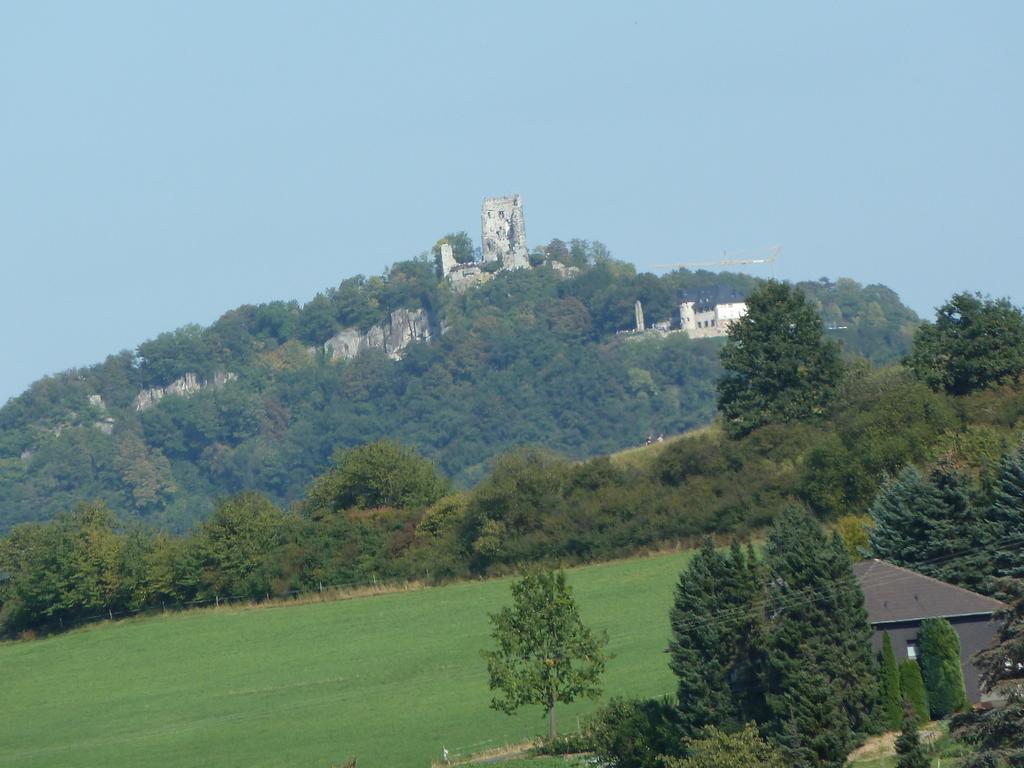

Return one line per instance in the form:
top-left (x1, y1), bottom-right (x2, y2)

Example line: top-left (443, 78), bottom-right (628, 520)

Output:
top-left (853, 559), bottom-right (1006, 703)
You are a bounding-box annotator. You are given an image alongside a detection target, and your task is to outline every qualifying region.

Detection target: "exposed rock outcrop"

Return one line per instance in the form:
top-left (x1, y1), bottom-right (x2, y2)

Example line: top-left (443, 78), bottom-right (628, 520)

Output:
top-left (133, 371), bottom-right (237, 412)
top-left (324, 307), bottom-right (432, 361)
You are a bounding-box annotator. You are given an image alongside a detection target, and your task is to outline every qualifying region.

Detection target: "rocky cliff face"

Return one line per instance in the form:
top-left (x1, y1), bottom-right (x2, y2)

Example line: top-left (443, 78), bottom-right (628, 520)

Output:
top-left (324, 307), bottom-right (432, 361)
top-left (134, 371), bottom-right (237, 412)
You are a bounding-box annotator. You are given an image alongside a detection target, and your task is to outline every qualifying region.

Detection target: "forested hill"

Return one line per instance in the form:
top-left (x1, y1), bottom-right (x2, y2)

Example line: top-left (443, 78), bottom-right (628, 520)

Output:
top-left (0, 244), bottom-right (919, 533)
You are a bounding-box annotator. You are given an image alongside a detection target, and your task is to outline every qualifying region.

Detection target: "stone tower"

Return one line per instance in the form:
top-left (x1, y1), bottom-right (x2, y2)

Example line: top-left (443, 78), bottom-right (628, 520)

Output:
top-left (481, 194), bottom-right (529, 269)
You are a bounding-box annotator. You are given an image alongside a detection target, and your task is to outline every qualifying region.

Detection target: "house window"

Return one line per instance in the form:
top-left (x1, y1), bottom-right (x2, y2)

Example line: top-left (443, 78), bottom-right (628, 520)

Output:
top-left (907, 642), bottom-right (919, 660)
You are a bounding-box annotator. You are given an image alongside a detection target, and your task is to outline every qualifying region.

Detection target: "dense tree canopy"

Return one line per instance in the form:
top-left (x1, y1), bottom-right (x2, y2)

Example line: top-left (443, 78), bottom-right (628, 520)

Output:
top-left (717, 282), bottom-right (843, 438)
top-left (667, 511), bottom-right (877, 768)
top-left (0, 249), bottom-right (924, 534)
top-left (906, 292), bottom-right (1024, 395)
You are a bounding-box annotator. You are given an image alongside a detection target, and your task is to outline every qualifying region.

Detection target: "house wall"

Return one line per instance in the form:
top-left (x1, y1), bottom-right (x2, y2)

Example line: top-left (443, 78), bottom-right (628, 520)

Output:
top-left (869, 615), bottom-right (1001, 704)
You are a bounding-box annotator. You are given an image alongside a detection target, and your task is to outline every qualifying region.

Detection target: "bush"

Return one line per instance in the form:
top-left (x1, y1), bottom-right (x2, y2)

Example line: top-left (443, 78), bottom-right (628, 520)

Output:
top-left (663, 724), bottom-right (785, 768)
top-left (585, 696), bottom-right (681, 768)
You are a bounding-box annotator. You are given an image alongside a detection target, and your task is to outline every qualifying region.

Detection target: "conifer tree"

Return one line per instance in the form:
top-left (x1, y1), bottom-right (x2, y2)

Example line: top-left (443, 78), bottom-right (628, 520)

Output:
top-left (762, 509), bottom-right (876, 758)
top-left (952, 591), bottom-right (1024, 766)
top-left (928, 463), bottom-right (990, 592)
top-left (869, 466), bottom-right (945, 566)
top-left (898, 660), bottom-right (930, 724)
top-left (777, 661), bottom-right (853, 768)
top-left (668, 537), bottom-right (764, 737)
top-left (894, 706), bottom-right (928, 768)
top-left (918, 617), bottom-right (969, 718)
top-left (989, 442), bottom-right (1024, 586)
top-left (825, 533), bottom-right (879, 734)
top-left (869, 463), bottom-right (988, 592)
top-left (880, 631), bottom-right (903, 731)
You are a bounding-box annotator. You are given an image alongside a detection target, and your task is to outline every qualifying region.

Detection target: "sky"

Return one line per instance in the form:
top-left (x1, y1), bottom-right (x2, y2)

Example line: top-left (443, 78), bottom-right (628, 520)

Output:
top-left (2, 2), bottom-right (1021, 404)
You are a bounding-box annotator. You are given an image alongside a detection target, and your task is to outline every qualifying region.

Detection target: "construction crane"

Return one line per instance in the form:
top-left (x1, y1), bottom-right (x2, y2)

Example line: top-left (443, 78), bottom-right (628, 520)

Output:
top-left (654, 245), bottom-right (781, 278)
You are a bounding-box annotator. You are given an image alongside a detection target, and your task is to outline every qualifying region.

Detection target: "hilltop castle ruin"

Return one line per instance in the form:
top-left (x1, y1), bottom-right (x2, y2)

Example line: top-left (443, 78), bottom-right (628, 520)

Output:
top-left (481, 195), bottom-right (529, 269)
top-left (441, 194), bottom-right (552, 292)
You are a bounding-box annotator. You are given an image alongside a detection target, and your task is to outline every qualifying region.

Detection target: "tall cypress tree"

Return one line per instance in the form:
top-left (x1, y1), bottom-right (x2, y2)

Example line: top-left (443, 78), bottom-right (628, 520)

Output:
top-left (918, 617), bottom-right (969, 718)
top-left (880, 631), bottom-right (903, 731)
top-left (899, 660), bottom-right (930, 724)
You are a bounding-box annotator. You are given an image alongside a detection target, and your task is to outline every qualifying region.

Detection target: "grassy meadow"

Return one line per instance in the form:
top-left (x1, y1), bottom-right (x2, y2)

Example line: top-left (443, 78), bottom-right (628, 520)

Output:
top-left (0, 550), bottom-right (693, 768)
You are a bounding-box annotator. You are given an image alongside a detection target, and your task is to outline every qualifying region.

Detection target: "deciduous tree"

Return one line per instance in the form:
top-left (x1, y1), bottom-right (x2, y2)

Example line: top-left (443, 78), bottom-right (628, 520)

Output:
top-left (905, 292), bottom-right (1024, 395)
top-left (717, 282), bottom-right (843, 438)
top-left (484, 569), bottom-right (607, 739)
top-left (663, 723), bottom-right (785, 768)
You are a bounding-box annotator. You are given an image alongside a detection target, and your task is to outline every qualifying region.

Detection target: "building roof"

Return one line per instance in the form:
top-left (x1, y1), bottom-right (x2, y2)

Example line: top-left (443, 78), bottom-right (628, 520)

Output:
top-left (853, 559), bottom-right (1005, 625)
top-left (678, 286), bottom-right (747, 310)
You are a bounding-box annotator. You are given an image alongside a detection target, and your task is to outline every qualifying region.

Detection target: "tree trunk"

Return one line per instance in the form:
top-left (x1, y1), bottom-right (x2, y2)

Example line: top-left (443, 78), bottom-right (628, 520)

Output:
top-left (548, 692), bottom-right (557, 740)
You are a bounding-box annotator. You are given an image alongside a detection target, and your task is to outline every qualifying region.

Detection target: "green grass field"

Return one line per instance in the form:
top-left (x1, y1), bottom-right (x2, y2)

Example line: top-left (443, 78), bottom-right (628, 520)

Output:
top-left (0, 551), bottom-right (693, 768)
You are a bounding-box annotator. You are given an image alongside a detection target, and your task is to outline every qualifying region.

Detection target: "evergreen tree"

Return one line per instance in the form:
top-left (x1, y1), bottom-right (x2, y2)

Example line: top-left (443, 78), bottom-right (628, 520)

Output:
top-left (880, 631), bottom-right (903, 731)
top-left (989, 442), bottom-right (1024, 586)
top-left (928, 463), bottom-right (990, 592)
top-left (869, 466), bottom-right (945, 566)
top-left (869, 463), bottom-right (988, 593)
top-left (918, 617), bottom-right (969, 718)
top-left (762, 509), bottom-right (876, 758)
top-left (898, 660), bottom-right (930, 724)
top-left (952, 591), bottom-right (1024, 767)
top-left (668, 537), bottom-right (764, 737)
top-left (777, 661), bottom-right (853, 768)
top-left (894, 706), bottom-right (928, 768)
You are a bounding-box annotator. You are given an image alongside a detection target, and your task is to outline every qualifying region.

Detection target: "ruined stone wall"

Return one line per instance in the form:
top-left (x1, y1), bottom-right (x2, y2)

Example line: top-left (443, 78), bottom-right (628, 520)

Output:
top-left (481, 194), bottom-right (529, 269)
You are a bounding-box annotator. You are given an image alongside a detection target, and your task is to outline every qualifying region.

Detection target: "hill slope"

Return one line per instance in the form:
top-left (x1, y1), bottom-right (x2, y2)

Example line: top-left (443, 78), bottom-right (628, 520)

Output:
top-left (0, 550), bottom-right (692, 768)
top-left (0, 250), bottom-right (919, 532)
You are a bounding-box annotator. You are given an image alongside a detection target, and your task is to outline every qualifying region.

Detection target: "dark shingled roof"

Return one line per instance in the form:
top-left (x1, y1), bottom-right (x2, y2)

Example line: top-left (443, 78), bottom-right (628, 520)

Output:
top-left (853, 559), bottom-right (1005, 625)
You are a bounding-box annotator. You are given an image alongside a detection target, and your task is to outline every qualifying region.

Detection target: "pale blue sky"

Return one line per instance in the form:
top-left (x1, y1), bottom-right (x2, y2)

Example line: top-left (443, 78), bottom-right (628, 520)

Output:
top-left (2, 2), bottom-right (1021, 403)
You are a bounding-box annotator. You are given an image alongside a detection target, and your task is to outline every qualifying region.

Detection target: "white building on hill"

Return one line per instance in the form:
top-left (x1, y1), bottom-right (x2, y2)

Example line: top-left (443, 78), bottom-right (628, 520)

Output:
top-left (679, 291), bottom-right (748, 338)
